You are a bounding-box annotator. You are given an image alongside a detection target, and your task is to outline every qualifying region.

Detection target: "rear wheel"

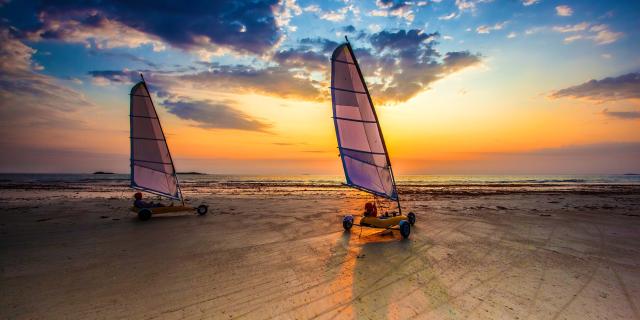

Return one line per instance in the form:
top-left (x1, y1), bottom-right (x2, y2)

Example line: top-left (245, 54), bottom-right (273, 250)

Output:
top-left (138, 209), bottom-right (152, 221)
top-left (399, 220), bottom-right (410, 238)
top-left (407, 212), bottom-right (416, 225)
top-left (342, 215), bottom-right (354, 231)
top-left (197, 205), bottom-right (208, 215)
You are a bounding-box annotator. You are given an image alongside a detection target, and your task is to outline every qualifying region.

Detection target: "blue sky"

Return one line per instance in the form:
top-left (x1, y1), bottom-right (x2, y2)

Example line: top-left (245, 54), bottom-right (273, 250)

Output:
top-left (0, 0), bottom-right (639, 173)
top-left (9, 0), bottom-right (639, 86)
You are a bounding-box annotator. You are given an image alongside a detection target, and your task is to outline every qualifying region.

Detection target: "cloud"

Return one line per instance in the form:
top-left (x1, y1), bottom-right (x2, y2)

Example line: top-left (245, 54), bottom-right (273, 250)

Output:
top-left (555, 5), bottom-right (573, 16)
top-left (438, 12), bottom-right (457, 20)
top-left (273, 0), bottom-right (302, 32)
top-left (298, 37), bottom-right (340, 54)
top-left (563, 34), bottom-right (582, 43)
top-left (590, 24), bottom-right (623, 45)
top-left (553, 22), bottom-right (589, 33)
top-left (89, 50), bottom-right (160, 68)
top-left (303, 4), bottom-right (321, 13)
top-left (93, 27), bottom-right (480, 107)
top-left (602, 108), bottom-right (640, 120)
top-left (454, 0), bottom-right (492, 14)
top-left (273, 48), bottom-right (327, 70)
top-left (303, 3), bottom-right (359, 23)
top-left (525, 27), bottom-right (544, 35)
top-left (170, 28), bottom-right (481, 106)
top-left (320, 7), bottom-right (348, 22)
top-left (341, 25), bottom-right (357, 33)
top-left (249, 29), bottom-right (482, 105)
top-left (442, 51), bottom-right (483, 71)
top-left (553, 23), bottom-right (623, 45)
top-left (179, 64), bottom-right (324, 101)
top-left (369, 29), bottom-right (437, 50)
top-left (365, 29), bottom-right (482, 104)
top-left (88, 70), bottom-right (140, 84)
top-left (455, 0), bottom-right (476, 11)
top-left (162, 99), bottom-right (271, 132)
top-left (25, 12), bottom-right (166, 51)
top-left (368, 24), bottom-right (382, 32)
top-left (550, 73), bottom-right (640, 102)
top-left (476, 25), bottom-right (497, 34)
top-left (476, 21), bottom-right (507, 34)
top-left (0, 28), bottom-right (101, 161)
top-left (7, 0), bottom-right (282, 55)
top-left (0, 28), bottom-right (95, 131)
top-left (522, 0), bottom-right (540, 6)
top-left (84, 67), bottom-right (274, 132)
top-left (369, 0), bottom-right (415, 22)
top-left (507, 32), bottom-right (517, 39)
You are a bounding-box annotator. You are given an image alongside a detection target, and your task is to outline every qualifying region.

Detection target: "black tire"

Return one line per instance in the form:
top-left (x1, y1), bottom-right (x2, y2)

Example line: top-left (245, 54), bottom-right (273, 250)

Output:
top-left (138, 209), bottom-right (152, 221)
top-left (399, 220), bottom-right (410, 238)
top-left (342, 215), bottom-right (354, 231)
top-left (197, 205), bottom-right (208, 215)
top-left (407, 212), bottom-right (416, 226)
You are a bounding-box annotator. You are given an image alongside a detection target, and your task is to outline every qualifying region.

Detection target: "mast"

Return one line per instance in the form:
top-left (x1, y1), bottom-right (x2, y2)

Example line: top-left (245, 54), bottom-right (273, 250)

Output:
top-left (342, 42), bottom-right (402, 214)
top-left (129, 76), bottom-right (135, 190)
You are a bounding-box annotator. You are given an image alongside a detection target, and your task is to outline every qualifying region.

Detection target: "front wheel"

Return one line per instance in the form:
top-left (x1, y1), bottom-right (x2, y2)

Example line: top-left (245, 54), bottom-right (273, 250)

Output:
top-left (342, 215), bottom-right (354, 231)
top-left (407, 212), bottom-right (416, 225)
top-left (196, 205), bottom-right (208, 215)
top-left (399, 220), bottom-right (410, 238)
top-left (138, 209), bottom-right (152, 221)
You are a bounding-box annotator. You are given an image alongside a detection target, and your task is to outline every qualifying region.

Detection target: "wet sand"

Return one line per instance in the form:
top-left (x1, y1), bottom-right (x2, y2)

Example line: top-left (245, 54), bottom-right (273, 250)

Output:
top-left (1, 186), bottom-right (640, 319)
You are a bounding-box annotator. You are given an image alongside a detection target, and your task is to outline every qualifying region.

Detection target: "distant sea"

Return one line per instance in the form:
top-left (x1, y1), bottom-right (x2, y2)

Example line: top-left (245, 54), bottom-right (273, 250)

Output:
top-left (0, 173), bottom-right (639, 186)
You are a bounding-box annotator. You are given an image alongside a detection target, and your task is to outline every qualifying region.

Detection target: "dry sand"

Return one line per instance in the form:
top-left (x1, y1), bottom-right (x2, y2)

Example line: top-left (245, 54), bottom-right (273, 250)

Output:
top-left (1, 185), bottom-right (640, 319)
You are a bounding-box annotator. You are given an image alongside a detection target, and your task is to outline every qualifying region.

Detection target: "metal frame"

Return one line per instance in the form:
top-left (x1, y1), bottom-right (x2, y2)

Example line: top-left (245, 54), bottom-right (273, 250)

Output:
top-left (351, 222), bottom-right (401, 231)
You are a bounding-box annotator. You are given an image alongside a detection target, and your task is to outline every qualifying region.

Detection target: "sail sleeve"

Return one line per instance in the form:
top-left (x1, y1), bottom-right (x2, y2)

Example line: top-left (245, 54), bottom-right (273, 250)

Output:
top-left (331, 44), bottom-right (398, 200)
top-left (130, 81), bottom-right (181, 200)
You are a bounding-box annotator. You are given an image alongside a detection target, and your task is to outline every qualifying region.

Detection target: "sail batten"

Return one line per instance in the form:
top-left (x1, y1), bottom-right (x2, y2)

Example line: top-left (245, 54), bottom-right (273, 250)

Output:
top-left (130, 80), bottom-right (181, 201)
top-left (330, 87), bottom-right (367, 94)
top-left (331, 43), bottom-right (398, 201)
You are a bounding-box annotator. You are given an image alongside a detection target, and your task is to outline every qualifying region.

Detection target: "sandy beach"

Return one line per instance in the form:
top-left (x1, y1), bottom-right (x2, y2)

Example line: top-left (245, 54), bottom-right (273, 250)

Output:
top-left (1, 177), bottom-right (640, 319)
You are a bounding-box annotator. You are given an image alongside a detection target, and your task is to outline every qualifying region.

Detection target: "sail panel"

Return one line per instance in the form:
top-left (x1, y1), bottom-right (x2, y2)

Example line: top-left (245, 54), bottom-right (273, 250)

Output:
top-left (131, 117), bottom-right (163, 138)
top-left (336, 120), bottom-right (385, 153)
top-left (130, 81), bottom-right (181, 200)
top-left (132, 165), bottom-right (178, 197)
top-left (331, 43), bottom-right (398, 200)
top-left (341, 149), bottom-right (388, 167)
top-left (333, 63), bottom-right (366, 93)
top-left (343, 157), bottom-right (394, 197)
top-left (132, 139), bottom-right (170, 161)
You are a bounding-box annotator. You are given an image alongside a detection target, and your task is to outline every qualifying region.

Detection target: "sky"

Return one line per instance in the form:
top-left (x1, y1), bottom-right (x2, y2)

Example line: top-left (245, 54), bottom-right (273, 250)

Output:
top-left (0, 0), bottom-right (639, 175)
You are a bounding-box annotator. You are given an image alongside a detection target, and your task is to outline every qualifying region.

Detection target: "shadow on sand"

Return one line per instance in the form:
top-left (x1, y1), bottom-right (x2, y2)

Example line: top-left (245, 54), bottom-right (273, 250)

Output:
top-left (323, 225), bottom-right (453, 318)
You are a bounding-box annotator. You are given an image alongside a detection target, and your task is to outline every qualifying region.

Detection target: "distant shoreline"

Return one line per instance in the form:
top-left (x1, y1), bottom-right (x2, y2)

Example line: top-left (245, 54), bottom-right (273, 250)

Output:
top-left (86, 171), bottom-right (207, 175)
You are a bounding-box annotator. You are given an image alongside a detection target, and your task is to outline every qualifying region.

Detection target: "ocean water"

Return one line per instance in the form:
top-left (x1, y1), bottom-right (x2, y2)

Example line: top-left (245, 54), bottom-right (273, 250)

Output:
top-left (1, 174), bottom-right (639, 197)
top-left (0, 173), bottom-right (639, 186)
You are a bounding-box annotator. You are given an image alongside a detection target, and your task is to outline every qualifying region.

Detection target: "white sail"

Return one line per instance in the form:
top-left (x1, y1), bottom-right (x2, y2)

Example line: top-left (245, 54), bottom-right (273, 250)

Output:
top-left (130, 80), bottom-right (181, 200)
top-left (331, 43), bottom-right (398, 200)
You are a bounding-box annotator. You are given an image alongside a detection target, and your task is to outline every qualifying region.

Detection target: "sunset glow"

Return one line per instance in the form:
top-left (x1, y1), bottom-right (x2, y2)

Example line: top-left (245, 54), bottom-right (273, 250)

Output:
top-left (1, 0), bottom-right (638, 174)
